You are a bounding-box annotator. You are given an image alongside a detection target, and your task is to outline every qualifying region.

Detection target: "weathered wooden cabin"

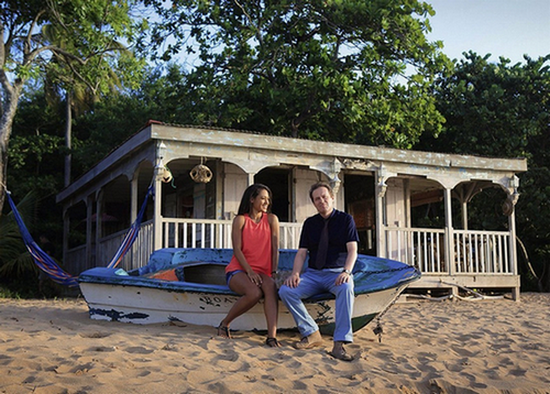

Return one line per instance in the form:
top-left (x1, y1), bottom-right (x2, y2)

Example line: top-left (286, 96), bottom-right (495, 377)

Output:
top-left (56, 123), bottom-right (527, 299)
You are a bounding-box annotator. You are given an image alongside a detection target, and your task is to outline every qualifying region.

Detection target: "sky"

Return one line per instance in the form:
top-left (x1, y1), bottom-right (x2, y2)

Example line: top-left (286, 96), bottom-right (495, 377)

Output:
top-left (426, 0), bottom-right (550, 64)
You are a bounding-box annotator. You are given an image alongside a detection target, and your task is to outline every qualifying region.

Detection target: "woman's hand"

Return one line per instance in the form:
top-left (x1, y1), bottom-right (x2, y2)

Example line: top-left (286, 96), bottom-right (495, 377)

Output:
top-left (247, 271), bottom-right (263, 286)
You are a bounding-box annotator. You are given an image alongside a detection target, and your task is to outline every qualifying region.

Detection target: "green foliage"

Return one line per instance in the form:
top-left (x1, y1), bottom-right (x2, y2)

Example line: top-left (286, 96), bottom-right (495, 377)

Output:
top-left (2, 0), bottom-right (146, 98)
top-left (144, 0), bottom-right (452, 148)
top-left (418, 52), bottom-right (550, 291)
top-left (421, 52), bottom-right (549, 159)
top-left (6, 88), bottom-right (65, 241)
top-left (0, 192), bottom-right (38, 281)
top-left (0, 0), bottom-right (147, 213)
top-left (70, 64), bottom-right (198, 171)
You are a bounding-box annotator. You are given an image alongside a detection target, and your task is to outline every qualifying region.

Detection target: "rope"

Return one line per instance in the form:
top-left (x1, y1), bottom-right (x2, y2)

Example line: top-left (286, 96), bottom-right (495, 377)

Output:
top-left (360, 265), bottom-right (420, 343)
top-left (106, 185), bottom-right (154, 269)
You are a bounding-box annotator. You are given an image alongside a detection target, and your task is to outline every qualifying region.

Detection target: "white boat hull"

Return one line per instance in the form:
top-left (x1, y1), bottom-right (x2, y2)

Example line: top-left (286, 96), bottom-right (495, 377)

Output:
top-left (80, 281), bottom-right (407, 332)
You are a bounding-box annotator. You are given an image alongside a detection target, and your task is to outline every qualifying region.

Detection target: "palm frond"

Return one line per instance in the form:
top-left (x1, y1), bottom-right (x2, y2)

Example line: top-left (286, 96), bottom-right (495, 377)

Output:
top-left (0, 192), bottom-right (39, 277)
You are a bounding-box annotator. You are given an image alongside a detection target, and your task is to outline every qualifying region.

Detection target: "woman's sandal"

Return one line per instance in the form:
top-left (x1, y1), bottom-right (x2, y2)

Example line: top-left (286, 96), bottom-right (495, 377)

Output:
top-left (217, 323), bottom-right (232, 339)
top-left (265, 337), bottom-right (281, 348)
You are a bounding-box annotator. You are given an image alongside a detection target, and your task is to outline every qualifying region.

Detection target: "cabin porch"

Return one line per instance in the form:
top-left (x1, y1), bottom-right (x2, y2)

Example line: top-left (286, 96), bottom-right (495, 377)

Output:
top-left (57, 124), bottom-right (526, 300)
top-left (66, 218), bottom-right (519, 300)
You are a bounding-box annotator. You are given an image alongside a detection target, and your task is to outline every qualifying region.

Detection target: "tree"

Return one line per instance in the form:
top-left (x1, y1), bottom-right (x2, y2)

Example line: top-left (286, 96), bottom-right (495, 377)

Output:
top-left (421, 52), bottom-right (548, 159)
top-left (418, 52), bottom-right (550, 291)
top-left (0, 0), bottom-right (146, 213)
top-left (145, 0), bottom-right (451, 146)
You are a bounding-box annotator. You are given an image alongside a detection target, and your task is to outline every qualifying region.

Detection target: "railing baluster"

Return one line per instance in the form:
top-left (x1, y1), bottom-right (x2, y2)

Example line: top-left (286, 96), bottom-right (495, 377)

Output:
top-left (491, 234), bottom-right (498, 272)
top-left (412, 231), bottom-right (418, 269)
top-left (431, 232), bottom-right (436, 272)
top-left (498, 235), bottom-right (503, 273)
top-left (467, 233), bottom-right (474, 273)
top-left (424, 231), bottom-right (429, 272)
top-left (396, 229), bottom-right (402, 263)
top-left (504, 234), bottom-right (510, 273)
top-left (464, 232), bottom-right (468, 272)
top-left (481, 233), bottom-right (486, 273)
top-left (474, 233), bottom-right (479, 273)
top-left (174, 222), bottom-right (180, 248)
top-left (454, 233), bottom-right (460, 273)
top-left (436, 234), bottom-right (443, 272)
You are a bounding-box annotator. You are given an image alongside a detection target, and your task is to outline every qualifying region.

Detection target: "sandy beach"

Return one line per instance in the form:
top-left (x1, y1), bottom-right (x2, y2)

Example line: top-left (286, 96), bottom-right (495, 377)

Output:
top-left (1, 292), bottom-right (549, 394)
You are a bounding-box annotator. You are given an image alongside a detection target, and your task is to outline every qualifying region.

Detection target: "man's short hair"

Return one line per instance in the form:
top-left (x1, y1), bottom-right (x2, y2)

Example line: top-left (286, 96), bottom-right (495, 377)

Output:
top-left (309, 181), bottom-right (334, 202)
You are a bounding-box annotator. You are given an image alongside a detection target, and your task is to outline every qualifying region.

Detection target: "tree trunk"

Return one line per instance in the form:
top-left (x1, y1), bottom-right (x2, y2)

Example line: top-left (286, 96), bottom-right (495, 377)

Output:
top-left (64, 92), bottom-right (73, 187)
top-left (0, 137), bottom-right (8, 213)
top-left (0, 81), bottom-right (23, 215)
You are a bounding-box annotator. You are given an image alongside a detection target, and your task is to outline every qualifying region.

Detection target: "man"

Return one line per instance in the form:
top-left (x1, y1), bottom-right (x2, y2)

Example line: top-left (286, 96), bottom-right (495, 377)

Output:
top-left (279, 181), bottom-right (359, 361)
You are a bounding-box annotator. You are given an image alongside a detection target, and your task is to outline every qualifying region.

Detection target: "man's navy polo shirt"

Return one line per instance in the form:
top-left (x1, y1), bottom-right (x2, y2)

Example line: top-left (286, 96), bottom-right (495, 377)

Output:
top-left (299, 209), bottom-right (359, 269)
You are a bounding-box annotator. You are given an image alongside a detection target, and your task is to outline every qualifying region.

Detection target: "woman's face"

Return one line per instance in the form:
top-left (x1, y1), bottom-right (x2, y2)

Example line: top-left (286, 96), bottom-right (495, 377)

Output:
top-left (251, 188), bottom-right (271, 213)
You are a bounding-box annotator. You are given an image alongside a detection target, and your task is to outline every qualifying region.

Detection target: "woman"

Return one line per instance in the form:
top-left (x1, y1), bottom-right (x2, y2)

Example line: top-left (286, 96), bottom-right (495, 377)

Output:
top-left (218, 184), bottom-right (280, 347)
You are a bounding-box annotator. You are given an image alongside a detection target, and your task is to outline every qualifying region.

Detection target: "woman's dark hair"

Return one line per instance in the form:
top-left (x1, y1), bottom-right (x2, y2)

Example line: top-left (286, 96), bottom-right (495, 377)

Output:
top-left (237, 183), bottom-right (273, 215)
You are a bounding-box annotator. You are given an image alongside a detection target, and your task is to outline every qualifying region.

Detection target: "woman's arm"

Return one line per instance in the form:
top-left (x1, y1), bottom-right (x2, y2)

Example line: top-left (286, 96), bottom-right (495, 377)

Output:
top-left (268, 214), bottom-right (280, 274)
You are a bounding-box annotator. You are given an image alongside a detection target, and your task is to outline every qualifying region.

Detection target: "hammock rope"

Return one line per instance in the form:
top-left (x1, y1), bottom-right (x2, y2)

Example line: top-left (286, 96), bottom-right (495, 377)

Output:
top-left (4, 184), bottom-right (154, 287)
top-left (106, 184), bottom-right (154, 269)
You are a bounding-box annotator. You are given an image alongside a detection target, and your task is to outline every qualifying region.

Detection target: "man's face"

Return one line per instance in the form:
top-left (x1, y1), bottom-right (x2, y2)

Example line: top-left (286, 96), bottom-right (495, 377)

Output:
top-left (311, 186), bottom-right (334, 217)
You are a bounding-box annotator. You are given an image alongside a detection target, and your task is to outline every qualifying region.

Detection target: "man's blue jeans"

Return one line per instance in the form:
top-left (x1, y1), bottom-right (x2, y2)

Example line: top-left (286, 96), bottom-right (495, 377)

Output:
top-left (279, 268), bottom-right (354, 343)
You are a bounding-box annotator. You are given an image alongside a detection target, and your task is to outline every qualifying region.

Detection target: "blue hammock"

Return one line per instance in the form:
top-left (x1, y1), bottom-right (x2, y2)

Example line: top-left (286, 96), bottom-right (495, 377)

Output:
top-left (5, 185), bottom-right (154, 287)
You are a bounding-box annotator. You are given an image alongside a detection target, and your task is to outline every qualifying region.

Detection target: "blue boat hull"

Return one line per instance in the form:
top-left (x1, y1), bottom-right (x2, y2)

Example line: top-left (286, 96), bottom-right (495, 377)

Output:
top-left (79, 248), bottom-right (420, 333)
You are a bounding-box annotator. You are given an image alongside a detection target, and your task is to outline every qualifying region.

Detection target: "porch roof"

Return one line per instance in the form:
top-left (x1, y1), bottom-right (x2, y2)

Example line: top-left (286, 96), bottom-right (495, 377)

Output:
top-left (56, 123), bottom-right (527, 204)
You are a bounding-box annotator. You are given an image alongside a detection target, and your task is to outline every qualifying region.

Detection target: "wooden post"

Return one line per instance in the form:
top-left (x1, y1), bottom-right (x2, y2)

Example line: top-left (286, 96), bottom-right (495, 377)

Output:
top-left (62, 207), bottom-right (70, 272)
top-left (95, 190), bottom-right (103, 267)
top-left (376, 172), bottom-right (387, 258)
top-left (443, 188), bottom-right (457, 297)
top-left (153, 142), bottom-right (166, 251)
top-left (508, 208), bottom-right (520, 301)
top-left (86, 195), bottom-right (94, 269)
top-left (131, 175), bottom-right (138, 223)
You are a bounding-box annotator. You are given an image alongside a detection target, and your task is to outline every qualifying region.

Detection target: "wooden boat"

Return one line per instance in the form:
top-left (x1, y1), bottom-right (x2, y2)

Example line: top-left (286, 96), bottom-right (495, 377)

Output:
top-left (78, 248), bottom-right (420, 334)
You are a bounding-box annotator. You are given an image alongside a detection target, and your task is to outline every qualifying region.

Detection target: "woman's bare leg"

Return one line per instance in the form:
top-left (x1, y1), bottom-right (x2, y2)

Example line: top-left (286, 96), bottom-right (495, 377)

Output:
top-left (260, 274), bottom-right (279, 341)
top-left (218, 272), bottom-right (262, 337)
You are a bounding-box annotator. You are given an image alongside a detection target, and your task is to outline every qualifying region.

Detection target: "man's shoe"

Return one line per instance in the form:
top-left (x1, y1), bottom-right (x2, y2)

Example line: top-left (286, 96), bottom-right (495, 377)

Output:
top-left (329, 342), bottom-right (354, 362)
top-left (294, 330), bottom-right (323, 349)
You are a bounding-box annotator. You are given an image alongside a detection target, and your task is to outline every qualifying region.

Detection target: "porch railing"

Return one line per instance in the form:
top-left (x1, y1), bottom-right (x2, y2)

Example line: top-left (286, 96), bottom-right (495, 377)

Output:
top-left (385, 227), bottom-right (446, 273)
top-left (97, 220), bottom-right (154, 272)
top-left (384, 227), bottom-right (513, 275)
top-left (67, 219), bottom-right (301, 274)
top-left (67, 220), bottom-right (513, 277)
top-left (453, 229), bottom-right (512, 274)
top-left (160, 218), bottom-right (302, 250)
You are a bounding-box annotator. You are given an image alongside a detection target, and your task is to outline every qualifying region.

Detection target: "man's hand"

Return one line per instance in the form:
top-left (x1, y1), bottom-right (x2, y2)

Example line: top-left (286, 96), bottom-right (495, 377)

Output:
top-left (335, 272), bottom-right (351, 286)
top-left (284, 272), bottom-right (301, 288)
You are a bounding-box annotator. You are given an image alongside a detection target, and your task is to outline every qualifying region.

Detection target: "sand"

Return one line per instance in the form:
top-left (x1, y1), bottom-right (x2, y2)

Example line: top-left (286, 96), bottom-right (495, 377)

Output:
top-left (1, 292), bottom-right (549, 394)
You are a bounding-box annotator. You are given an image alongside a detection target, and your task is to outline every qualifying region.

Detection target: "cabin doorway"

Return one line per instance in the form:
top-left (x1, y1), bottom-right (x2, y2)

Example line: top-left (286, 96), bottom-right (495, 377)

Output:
top-left (344, 174), bottom-right (376, 255)
top-left (255, 168), bottom-right (290, 222)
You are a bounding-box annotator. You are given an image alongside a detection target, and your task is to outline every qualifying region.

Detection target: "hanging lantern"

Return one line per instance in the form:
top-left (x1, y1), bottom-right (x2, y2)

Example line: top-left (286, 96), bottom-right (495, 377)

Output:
top-left (159, 166), bottom-right (173, 183)
top-left (190, 161), bottom-right (213, 183)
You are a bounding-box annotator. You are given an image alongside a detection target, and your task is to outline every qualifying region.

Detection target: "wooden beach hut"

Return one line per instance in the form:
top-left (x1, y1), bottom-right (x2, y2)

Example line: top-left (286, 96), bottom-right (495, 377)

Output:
top-left (56, 123), bottom-right (527, 299)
